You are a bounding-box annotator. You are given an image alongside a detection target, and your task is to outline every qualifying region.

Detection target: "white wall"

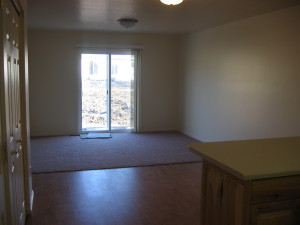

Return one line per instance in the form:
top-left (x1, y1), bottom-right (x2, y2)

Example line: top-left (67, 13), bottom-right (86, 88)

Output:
top-left (179, 5), bottom-right (300, 142)
top-left (28, 30), bottom-right (180, 136)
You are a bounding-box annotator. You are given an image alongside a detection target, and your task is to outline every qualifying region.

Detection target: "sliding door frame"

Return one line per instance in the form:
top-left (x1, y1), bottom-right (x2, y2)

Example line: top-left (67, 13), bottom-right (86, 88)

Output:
top-left (76, 47), bottom-right (141, 134)
top-left (107, 53), bottom-right (112, 131)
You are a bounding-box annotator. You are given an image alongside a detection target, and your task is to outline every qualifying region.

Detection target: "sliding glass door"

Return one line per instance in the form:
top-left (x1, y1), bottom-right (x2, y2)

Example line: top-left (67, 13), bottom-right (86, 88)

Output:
top-left (81, 54), bottom-right (108, 131)
top-left (80, 50), bottom-right (137, 132)
top-left (110, 54), bottom-right (135, 130)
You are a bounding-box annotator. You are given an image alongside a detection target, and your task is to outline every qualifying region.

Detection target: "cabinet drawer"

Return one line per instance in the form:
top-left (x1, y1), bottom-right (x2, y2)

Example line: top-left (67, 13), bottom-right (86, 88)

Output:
top-left (250, 199), bottom-right (300, 225)
top-left (251, 175), bottom-right (300, 204)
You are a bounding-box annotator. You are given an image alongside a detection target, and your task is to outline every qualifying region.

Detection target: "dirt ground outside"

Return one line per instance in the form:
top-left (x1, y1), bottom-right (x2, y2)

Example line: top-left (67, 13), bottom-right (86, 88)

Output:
top-left (82, 80), bottom-right (134, 130)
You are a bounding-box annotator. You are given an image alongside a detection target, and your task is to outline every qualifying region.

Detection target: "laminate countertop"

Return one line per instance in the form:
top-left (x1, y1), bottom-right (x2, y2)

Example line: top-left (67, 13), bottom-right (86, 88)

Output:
top-left (189, 137), bottom-right (300, 180)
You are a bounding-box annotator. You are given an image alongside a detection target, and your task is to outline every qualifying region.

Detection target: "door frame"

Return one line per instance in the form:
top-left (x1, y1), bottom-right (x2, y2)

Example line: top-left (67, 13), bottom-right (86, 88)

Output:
top-left (76, 47), bottom-right (141, 134)
top-left (17, 0), bottom-right (34, 215)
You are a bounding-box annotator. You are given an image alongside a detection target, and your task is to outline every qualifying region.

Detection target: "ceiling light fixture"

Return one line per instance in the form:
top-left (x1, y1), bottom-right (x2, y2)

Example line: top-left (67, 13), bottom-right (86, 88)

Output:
top-left (117, 18), bottom-right (138, 28)
top-left (160, 0), bottom-right (183, 5)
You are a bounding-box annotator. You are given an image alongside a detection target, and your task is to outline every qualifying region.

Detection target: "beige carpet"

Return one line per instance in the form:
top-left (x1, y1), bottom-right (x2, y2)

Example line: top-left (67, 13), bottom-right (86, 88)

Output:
top-left (31, 131), bottom-right (202, 173)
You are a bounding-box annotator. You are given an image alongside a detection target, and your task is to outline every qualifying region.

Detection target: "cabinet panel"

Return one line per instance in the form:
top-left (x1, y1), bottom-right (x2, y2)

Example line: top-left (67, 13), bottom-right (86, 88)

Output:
top-left (257, 209), bottom-right (294, 225)
top-left (203, 164), bottom-right (245, 225)
top-left (251, 199), bottom-right (300, 225)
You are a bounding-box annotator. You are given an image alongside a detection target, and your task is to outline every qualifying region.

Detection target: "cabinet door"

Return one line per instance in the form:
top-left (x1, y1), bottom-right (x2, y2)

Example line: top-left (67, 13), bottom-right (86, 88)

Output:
top-left (203, 164), bottom-right (246, 225)
top-left (251, 199), bottom-right (300, 225)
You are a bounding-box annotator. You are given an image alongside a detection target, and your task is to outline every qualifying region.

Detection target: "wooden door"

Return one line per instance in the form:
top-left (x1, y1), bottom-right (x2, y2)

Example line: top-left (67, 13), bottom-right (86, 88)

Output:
top-left (0, 0), bottom-right (26, 224)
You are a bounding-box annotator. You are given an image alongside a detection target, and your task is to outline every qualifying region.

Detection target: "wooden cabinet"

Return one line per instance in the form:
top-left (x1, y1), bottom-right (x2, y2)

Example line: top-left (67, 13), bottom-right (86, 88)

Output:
top-left (200, 162), bottom-right (300, 225)
top-left (189, 138), bottom-right (300, 225)
top-left (250, 175), bottom-right (300, 225)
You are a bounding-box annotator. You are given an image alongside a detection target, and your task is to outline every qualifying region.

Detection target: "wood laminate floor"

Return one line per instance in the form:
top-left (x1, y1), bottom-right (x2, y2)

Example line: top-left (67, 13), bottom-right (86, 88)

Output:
top-left (26, 162), bottom-right (202, 225)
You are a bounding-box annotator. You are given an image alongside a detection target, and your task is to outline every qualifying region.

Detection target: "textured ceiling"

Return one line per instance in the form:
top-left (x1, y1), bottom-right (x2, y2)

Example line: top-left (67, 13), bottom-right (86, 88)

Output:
top-left (28, 0), bottom-right (300, 34)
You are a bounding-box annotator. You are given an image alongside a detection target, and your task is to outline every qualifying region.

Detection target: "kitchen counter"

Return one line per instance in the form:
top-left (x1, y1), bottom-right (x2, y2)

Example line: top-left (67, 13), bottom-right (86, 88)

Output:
top-left (189, 136), bottom-right (300, 180)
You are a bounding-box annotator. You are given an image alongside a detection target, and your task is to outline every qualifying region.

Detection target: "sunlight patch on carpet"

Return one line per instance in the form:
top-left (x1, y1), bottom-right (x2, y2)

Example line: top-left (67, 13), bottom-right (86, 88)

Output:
top-left (80, 133), bottom-right (112, 139)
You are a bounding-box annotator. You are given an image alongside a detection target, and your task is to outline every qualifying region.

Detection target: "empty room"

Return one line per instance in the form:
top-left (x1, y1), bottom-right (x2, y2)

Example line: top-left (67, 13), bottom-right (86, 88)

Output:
top-left (0, 0), bottom-right (300, 225)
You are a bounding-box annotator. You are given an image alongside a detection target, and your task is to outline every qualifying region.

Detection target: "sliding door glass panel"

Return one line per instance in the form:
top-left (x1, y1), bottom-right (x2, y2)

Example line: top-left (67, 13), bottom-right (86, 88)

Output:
top-left (111, 54), bottom-right (135, 130)
top-left (81, 54), bottom-right (109, 131)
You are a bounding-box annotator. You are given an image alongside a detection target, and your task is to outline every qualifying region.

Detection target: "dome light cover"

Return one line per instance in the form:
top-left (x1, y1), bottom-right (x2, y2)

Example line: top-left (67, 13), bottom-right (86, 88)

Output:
top-left (160, 0), bottom-right (183, 5)
top-left (117, 18), bottom-right (138, 28)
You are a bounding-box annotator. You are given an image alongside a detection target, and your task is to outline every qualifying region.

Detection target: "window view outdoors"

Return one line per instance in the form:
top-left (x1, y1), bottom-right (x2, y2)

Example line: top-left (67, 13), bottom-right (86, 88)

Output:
top-left (81, 53), bottom-right (135, 132)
